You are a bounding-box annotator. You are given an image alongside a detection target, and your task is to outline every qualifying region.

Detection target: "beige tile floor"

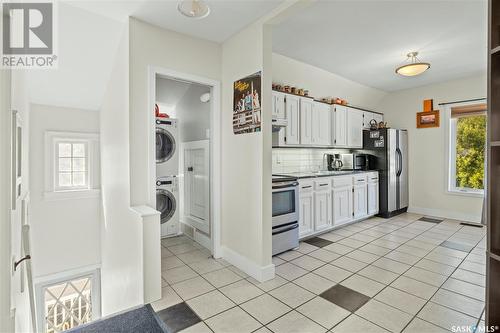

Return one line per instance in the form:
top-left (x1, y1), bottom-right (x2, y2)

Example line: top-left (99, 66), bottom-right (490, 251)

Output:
top-left (152, 213), bottom-right (487, 333)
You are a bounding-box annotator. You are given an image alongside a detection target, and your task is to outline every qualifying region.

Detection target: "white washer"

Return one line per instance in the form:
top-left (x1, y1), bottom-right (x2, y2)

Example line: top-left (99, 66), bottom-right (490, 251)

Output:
top-left (156, 176), bottom-right (179, 237)
top-left (156, 118), bottom-right (179, 177)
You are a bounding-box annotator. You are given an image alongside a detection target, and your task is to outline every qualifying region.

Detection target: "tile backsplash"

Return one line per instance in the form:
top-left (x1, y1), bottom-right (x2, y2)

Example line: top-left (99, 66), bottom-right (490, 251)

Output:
top-left (272, 148), bottom-right (350, 174)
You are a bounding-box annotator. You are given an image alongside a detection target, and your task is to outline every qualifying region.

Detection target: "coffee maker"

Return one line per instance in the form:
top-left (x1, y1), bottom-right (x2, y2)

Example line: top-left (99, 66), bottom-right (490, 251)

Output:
top-left (326, 154), bottom-right (343, 171)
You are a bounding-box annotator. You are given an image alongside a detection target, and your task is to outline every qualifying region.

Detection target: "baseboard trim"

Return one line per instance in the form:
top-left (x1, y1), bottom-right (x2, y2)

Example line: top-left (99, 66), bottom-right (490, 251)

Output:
top-left (220, 246), bottom-right (275, 282)
top-left (408, 206), bottom-right (481, 223)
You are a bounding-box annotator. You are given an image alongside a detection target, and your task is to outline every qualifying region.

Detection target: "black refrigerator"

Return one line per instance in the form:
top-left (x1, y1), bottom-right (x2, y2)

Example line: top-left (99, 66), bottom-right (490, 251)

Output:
top-left (363, 128), bottom-right (409, 218)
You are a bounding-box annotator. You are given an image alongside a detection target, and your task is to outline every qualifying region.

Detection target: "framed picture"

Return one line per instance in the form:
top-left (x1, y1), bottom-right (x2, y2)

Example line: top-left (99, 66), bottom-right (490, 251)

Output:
top-left (232, 71), bottom-right (261, 135)
top-left (416, 110), bottom-right (440, 128)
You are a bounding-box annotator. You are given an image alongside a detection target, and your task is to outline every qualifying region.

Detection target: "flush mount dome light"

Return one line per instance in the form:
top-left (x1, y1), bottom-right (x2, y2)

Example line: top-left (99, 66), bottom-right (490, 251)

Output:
top-left (395, 52), bottom-right (430, 77)
top-left (177, 0), bottom-right (210, 19)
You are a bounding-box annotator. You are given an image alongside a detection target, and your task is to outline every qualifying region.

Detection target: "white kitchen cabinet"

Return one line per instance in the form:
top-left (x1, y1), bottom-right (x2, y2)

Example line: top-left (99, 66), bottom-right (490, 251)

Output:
top-left (313, 102), bottom-right (331, 146)
top-left (314, 179), bottom-right (332, 232)
top-left (300, 98), bottom-right (314, 145)
top-left (272, 91), bottom-right (286, 120)
top-left (347, 108), bottom-right (364, 148)
top-left (332, 185), bottom-right (352, 226)
top-left (353, 175), bottom-right (368, 219)
top-left (284, 94), bottom-right (300, 145)
top-left (298, 181), bottom-right (314, 237)
top-left (333, 105), bottom-right (347, 147)
top-left (367, 173), bottom-right (379, 215)
top-left (332, 176), bottom-right (352, 226)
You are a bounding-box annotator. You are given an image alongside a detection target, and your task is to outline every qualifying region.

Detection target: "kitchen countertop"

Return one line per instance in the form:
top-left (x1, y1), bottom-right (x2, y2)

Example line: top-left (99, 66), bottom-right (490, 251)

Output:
top-left (273, 170), bottom-right (379, 179)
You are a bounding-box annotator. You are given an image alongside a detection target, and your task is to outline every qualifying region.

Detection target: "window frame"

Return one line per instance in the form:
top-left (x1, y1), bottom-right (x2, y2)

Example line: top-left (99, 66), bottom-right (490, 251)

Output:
top-left (35, 268), bottom-right (101, 333)
top-left (54, 140), bottom-right (90, 192)
top-left (44, 131), bottom-right (100, 200)
top-left (445, 101), bottom-right (486, 197)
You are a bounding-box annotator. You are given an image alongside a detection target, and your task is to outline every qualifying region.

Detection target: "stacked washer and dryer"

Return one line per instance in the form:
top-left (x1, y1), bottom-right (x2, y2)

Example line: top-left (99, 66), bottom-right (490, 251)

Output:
top-left (156, 117), bottom-right (180, 237)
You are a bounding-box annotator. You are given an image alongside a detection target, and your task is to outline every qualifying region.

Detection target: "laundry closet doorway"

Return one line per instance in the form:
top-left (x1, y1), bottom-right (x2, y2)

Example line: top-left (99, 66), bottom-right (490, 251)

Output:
top-left (149, 67), bottom-right (221, 257)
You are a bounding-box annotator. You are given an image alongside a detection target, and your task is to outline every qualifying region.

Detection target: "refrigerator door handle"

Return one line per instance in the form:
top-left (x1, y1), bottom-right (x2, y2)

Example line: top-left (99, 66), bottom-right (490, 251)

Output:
top-left (396, 148), bottom-right (403, 177)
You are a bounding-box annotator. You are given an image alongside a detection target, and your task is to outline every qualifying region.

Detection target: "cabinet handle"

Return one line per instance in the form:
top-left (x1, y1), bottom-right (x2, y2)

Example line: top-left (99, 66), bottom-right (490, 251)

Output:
top-left (319, 184), bottom-right (328, 187)
top-left (371, 178), bottom-right (378, 180)
top-left (302, 185), bottom-right (312, 189)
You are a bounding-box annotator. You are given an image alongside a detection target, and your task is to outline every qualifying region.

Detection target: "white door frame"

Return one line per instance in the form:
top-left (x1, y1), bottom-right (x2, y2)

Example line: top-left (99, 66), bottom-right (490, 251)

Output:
top-left (147, 66), bottom-right (221, 258)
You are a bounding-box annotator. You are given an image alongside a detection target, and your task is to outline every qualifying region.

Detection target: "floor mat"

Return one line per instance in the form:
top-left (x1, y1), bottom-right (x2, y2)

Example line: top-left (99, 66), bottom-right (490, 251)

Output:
top-left (67, 305), bottom-right (167, 333)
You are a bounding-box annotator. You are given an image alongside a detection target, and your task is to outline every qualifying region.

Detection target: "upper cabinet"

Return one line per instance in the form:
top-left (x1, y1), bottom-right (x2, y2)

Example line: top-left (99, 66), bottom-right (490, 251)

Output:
top-left (272, 92), bottom-right (286, 119)
top-left (313, 102), bottom-right (331, 146)
top-left (272, 91), bottom-right (381, 149)
top-left (347, 108), bottom-right (363, 148)
top-left (300, 98), bottom-right (314, 145)
top-left (333, 105), bottom-right (347, 147)
top-left (284, 94), bottom-right (300, 145)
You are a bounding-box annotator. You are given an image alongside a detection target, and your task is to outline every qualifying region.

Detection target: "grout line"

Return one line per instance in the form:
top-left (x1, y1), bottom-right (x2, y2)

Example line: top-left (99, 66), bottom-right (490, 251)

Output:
top-left (159, 216), bottom-right (486, 333)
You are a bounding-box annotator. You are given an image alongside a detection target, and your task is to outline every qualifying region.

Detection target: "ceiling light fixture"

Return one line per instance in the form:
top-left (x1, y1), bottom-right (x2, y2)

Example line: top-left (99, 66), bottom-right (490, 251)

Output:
top-left (177, 0), bottom-right (210, 19)
top-left (395, 52), bottom-right (430, 77)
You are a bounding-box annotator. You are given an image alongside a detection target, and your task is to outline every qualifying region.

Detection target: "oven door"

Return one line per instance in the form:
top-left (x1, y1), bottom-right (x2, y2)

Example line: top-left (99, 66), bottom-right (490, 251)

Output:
top-left (272, 181), bottom-right (299, 227)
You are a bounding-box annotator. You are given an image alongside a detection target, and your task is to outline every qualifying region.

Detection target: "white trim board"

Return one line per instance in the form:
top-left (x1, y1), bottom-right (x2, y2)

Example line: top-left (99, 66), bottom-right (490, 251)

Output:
top-left (408, 206), bottom-right (481, 223)
top-left (221, 246), bottom-right (275, 283)
top-left (148, 66), bottom-right (222, 259)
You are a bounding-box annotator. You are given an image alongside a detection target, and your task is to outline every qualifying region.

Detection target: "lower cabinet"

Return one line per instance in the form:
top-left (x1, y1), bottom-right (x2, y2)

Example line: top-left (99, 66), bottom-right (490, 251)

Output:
top-left (314, 180), bottom-right (332, 231)
top-left (332, 185), bottom-right (353, 226)
top-left (298, 172), bottom-right (379, 239)
top-left (353, 175), bottom-right (368, 219)
top-left (299, 181), bottom-right (314, 237)
top-left (367, 172), bottom-right (379, 215)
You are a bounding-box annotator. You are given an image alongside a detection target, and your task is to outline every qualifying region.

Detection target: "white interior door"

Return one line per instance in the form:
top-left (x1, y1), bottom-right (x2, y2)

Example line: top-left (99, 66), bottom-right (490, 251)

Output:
top-left (183, 140), bottom-right (210, 234)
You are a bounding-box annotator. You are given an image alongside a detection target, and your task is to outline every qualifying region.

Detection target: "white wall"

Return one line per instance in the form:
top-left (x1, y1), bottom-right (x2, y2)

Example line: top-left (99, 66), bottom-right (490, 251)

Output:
top-left (156, 78), bottom-right (211, 143)
top-left (129, 18), bottom-right (221, 207)
top-left (272, 53), bottom-right (387, 110)
top-left (100, 27), bottom-right (144, 316)
top-left (379, 74), bottom-right (487, 222)
top-left (29, 104), bottom-right (101, 278)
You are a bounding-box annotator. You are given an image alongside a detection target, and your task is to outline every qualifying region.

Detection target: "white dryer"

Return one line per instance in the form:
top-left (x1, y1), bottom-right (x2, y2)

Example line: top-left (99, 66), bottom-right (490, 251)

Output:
top-left (156, 176), bottom-right (180, 237)
top-left (156, 118), bottom-right (179, 177)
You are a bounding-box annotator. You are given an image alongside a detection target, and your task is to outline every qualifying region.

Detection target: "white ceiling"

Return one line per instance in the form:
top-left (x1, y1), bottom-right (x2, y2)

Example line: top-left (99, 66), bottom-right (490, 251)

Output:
top-left (272, 0), bottom-right (488, 92)
top-left (26, 2), bottom-right (124, 110)
top-left (67, 0), bottom-right (284, 43)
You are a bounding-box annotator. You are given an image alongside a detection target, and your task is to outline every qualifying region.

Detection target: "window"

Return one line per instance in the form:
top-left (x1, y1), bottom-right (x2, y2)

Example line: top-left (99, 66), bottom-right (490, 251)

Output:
top-left (448, 103), bottom-right (487, 195)
top-left (37, 270), bottom-right (100, 333)
top-left (55, 142), bottom-right (88, 190)
top-left (44, 131), bottom-right (99, 200)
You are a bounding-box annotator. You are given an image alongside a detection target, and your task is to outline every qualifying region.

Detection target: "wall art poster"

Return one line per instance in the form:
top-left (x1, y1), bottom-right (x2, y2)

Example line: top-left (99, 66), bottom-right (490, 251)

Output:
top-left (233, 71), bottom-right (261, 134)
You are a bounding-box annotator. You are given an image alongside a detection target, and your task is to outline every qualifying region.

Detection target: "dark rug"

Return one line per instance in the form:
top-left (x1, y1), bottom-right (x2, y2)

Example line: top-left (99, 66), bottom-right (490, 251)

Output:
top-left (67, 304), bottom-right (167, 333)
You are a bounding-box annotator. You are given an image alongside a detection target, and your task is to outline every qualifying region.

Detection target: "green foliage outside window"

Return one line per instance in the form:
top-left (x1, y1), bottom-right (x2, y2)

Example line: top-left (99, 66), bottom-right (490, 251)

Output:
top-left (455, 115), bottom-right (486, 190)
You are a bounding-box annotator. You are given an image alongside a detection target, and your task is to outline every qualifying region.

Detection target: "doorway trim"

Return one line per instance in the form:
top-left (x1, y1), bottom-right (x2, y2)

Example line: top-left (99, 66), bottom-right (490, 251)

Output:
top-left (147, 66), bottom-right (221, 258)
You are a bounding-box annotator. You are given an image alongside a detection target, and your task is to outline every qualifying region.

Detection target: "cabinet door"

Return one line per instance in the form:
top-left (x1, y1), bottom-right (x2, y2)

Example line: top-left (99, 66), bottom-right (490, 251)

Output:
top-left (332, 186), bottom-right (352, 226)
top-left (367, 181), bottom-right (379, 215)
top-left (299, 191), bottom-right (314, 237)
top-left (353, 183), bottom-right (368, 219)
top-left (313, 102), bottom-right (331, 146)
top-left (300, 98), bottom-right (314, 145)
top-left (333, 105), bottom-right (347, 147)
top-left (285, 95), bottom-right (300, 145)
top-left (314, 189), bottom-right (331, 231)
top-left (273, 92), bottom-right (286, 119)
top-left (347, 108), bottom-right (364, 148)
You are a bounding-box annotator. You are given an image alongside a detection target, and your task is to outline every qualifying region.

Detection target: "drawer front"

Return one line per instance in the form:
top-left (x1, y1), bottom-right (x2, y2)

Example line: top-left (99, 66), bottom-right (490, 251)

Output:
top-left (352, 174), bottom-right (367, 184)
top-left (314, 179), bottom-right (331, 190)
top-left (332, 176), bottom-right (352, 188)
top-left (367, 172), bottom-right (379, 182)
top-left (299, 180), bottom-right (314, 193)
